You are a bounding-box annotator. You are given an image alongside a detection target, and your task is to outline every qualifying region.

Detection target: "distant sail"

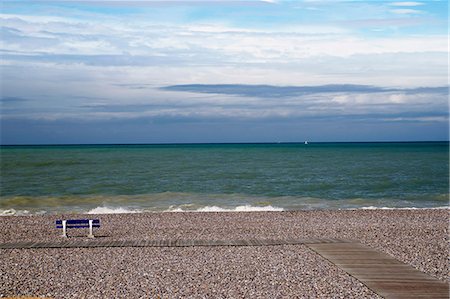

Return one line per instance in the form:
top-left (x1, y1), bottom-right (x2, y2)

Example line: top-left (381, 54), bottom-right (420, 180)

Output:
top-left (304, 141), bottom-right (308, 145)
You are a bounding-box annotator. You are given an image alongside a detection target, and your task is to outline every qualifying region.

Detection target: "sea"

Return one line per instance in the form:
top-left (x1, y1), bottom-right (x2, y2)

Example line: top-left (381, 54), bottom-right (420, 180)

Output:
top-left (0, 142), bottom-right (448, 215)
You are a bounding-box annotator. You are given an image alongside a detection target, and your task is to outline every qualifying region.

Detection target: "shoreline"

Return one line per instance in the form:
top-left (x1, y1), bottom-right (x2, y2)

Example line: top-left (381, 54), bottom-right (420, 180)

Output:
top-left (1, 205), bottom-right (448, 216)
top-left (1, 209), bottom-right (448, 298)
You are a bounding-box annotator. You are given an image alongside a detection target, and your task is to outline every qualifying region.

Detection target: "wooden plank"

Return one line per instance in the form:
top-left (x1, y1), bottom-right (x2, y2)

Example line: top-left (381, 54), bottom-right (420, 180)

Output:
top-left (1, 238), bottom-right (323, 249)
top-left (302, 238), bottom-right (321, 244)
top-left (307, 243), bottom-right (369, 250)
top-left (307, 242), bottom-right (449, 299)
top-left (217, 240), bottom-right (227, 246)
top-left (331, 258), bottom-right (404, 264)
top-left (1, 243), bottom-right (15, 249)
top-left (283, 238), bottom-right (296, 245)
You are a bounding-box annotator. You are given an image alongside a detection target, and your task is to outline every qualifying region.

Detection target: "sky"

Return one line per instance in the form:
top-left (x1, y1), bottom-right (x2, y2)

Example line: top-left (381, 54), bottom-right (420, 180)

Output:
top-left (0, 0), bottom-right (448, 144)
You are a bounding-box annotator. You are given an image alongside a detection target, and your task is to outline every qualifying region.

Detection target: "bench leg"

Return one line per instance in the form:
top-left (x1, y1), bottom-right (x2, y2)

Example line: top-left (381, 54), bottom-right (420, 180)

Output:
top-left (88, 220), bottom-right (95, 238)
top-left (62, 220), bottom-right (67, 238)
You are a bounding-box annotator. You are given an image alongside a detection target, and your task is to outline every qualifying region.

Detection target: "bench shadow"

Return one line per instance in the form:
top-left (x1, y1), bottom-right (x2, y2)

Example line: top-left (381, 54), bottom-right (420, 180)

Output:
top-left (65, 235), bottom-right (109, 239)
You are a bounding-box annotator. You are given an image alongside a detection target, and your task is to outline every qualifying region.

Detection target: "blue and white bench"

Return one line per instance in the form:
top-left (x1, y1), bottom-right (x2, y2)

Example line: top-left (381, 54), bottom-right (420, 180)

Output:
top-left (56, 219), bottom-right (100, 238)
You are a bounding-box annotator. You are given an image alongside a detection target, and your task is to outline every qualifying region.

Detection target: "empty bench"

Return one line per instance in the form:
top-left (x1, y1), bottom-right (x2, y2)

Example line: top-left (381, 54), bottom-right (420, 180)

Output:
top-left (56, 219), bottom-right (100, 238)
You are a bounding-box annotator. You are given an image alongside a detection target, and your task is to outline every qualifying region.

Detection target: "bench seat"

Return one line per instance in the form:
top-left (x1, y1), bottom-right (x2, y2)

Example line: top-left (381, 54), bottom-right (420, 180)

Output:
top-left (56, 219), bottom-right (100, 238)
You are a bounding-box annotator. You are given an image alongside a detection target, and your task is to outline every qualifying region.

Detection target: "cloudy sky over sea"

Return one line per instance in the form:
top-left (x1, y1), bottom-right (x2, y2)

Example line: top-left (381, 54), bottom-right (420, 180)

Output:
top-left (1, 0), bottom-right (448, 144)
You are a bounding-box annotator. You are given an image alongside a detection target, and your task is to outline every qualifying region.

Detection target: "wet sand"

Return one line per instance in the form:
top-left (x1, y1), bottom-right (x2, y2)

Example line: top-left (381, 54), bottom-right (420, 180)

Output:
top-left (0, 209), bottom-right (448, 298)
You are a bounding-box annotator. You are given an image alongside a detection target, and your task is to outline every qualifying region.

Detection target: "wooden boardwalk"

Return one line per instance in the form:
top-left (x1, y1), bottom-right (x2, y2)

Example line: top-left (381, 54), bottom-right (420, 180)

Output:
top-left (1, 238), bottom-right (447, 298)
top-left (307, 242), bottom-right (449, 299)
top-left (0, 237), bottom-right (347, 249)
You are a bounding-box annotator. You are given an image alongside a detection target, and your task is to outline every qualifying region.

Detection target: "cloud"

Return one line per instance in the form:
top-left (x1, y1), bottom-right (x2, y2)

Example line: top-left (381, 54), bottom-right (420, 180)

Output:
top-left (389, 8), bottom-right (423, 14)
top-left (0, 97), bottom-right (29, 103)
top-left (1, 53), bottom-right (194, 67)
top-left (161, 84), bottom-right (447, 98)
top-left (3, 83), bottom-right (446, 125)
top-left (162, 84), bottom-right (387, 98)
top-left (1, 12), bottom-right (446, 65)
top-left (388, 2), bottom-right (424, 7)
top-left (340, 17), bottom-right (426, 28)
top-left (43, 1), bottom-right (270, 8)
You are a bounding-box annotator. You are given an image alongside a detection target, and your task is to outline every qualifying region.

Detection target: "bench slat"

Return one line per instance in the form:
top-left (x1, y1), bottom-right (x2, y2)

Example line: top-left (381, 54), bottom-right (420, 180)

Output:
top-left (56, 219), bottom-right (100, 224)
top-left (56, 224), bottom-right (101, 228)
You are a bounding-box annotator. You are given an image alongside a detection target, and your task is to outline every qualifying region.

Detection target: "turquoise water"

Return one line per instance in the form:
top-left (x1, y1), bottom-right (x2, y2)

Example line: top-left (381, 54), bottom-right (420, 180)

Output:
top-left (0, 142), bottom-right (448, 214)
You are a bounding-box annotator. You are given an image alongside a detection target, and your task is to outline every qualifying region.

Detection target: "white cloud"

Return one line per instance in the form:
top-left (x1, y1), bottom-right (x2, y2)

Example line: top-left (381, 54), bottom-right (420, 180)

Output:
top-left (1, 9), bottom-right (448, 122)
top-left (383, 116), bottom-right (448, 123)
top-left (389, 8), bottom-right (423, 14)
top-left (2, 13), bottom-right (446, 63)
top-left (388, 2), bottom-right (424, 7)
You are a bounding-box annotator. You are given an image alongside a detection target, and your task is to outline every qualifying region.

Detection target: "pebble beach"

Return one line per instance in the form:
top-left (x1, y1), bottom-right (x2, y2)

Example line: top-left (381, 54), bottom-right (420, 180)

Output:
top-left (0, 209), bottom-right (448, 298)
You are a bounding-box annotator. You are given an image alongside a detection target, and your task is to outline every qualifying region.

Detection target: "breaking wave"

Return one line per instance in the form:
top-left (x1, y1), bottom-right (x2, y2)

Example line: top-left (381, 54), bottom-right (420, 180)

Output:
top-left (166, 205), bottom-right (284, 212)
top-left (87, 207), bottom-right (142, 214)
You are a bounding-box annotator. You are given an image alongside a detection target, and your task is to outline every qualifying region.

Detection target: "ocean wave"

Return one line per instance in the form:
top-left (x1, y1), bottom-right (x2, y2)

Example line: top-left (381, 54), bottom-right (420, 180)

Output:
top-left (359, 206), bottom-right (449, 210)
top-left (0, 209), bottom-right (23, 216)
top-left (85, 205), bottom-right (447, 213)
top-left (166, 205), bottom-right (284, 212)
top-left (87, 206), bottom-right (142, 214)
top-left (0, 208), bottom-right (40, 216)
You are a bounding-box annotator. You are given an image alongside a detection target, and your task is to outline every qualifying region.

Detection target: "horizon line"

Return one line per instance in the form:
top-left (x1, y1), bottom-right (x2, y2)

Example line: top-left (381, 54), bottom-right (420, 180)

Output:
top-left (1, 141), bottom-right (449, 147)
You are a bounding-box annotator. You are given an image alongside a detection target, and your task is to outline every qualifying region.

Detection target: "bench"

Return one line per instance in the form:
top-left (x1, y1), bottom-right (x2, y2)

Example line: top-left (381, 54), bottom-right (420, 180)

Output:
top-left (56, 219), bottom-right (100, 238)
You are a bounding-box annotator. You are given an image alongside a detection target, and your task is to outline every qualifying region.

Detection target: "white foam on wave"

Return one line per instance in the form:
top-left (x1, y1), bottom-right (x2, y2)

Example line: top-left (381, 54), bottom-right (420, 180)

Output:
top-left (0, 209), bottom-right (32, 216)
top-left (87, 206), bottom-right (142, 214)
top-left (167, 205), bottom-right (284, 212)
top-left (359, 206), bottom-right (448, 210)
top-left (0, 209), bottom-right (20, 216)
